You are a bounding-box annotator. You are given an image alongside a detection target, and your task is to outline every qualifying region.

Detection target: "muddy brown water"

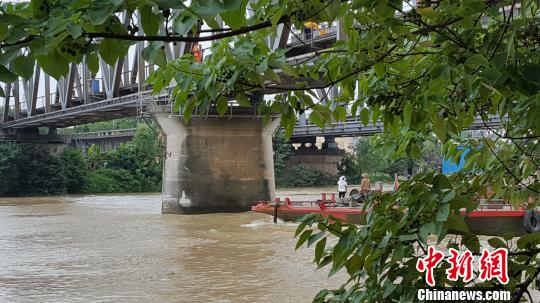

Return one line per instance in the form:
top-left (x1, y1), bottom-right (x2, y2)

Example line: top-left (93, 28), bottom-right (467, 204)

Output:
top-left (0, 192), bottom-right (346, 303)
top-left (1, 189), bottom-right (537, 302)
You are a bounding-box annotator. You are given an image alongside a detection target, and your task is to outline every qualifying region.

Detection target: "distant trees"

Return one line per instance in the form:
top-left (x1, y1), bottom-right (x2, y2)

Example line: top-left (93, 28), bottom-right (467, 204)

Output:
top-left (83, 124), bottom-right (163, 193)
top-left (58, 148), bottom-right (87, 194)
top-left (0, 124), bottom-right (162, 196)
top-left (338, 137), bottom-right (441, 184)
top-left (0, 143), bottom-right (20, 196)
top-left (0, 143), bottom-right (69, 196)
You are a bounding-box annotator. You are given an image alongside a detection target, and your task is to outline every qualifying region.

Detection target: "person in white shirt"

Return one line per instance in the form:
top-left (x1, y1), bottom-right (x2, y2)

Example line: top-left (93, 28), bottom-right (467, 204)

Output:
top-left (337, 176), bottom-right (347, 198)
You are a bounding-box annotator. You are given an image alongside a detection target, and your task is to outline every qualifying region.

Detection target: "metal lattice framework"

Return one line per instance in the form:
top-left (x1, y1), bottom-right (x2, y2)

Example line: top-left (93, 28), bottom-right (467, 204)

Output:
top-left (0, 7), bottom-right (343, 131)
top-left (0, 5), bottom-right (504, 137)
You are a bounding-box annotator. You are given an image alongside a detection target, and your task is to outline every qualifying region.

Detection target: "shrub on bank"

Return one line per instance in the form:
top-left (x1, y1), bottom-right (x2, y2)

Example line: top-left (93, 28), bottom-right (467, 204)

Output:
top-left (277, 164), bottom-right (336, 187)
top-left (82, 168), bottom-right (160, 194)
top-left (0, 124), bottom-right (162, 197)
top-left (14, 144), bottom-right (67, 196)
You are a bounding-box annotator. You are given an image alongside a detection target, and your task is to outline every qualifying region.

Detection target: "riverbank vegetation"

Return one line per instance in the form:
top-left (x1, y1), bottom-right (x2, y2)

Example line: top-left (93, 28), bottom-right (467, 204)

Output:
top-left (0, 124), bottom-right (162, 196)
top-left (275, 132), bottom-right (441, 188)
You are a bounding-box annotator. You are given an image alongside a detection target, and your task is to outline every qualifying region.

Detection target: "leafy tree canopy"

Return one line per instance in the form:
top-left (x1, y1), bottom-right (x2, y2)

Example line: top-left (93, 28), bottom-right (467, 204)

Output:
top-left (1, 0), bottom-right (540, 301)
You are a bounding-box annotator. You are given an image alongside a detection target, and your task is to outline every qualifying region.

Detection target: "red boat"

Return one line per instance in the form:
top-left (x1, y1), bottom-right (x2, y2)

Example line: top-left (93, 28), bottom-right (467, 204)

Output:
top-left (251, 194), bottom-right (540, 236)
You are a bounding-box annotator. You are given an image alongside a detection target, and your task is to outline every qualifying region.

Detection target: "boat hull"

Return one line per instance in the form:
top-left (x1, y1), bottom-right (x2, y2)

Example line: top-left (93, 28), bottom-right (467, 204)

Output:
top-left (252, 202), bottom-right (537, 236)
top-left (464, 211), bottom-right (528, 236)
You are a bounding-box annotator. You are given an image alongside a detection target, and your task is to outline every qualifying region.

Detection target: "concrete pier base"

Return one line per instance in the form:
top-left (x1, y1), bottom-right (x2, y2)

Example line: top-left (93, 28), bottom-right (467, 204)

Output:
top-left (152, 112), bottom-right (279, 214)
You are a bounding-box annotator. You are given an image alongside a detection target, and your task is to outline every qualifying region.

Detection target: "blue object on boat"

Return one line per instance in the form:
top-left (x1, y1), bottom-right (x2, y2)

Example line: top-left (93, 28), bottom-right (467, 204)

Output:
top-left (442, 146), bottom-right (470, 174)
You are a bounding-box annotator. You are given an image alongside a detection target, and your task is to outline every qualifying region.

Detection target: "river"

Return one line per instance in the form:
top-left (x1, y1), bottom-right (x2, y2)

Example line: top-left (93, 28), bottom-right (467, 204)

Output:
top-left (1, 190), bottom-right (538, 302)
top-left (0, 191), bottom-right (345, 303)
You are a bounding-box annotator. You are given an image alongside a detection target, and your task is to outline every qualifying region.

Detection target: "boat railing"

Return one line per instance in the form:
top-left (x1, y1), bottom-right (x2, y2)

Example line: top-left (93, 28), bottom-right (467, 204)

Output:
top-left (286, 200), bottom-right (322, 208)
top-left (475, 199), bottom-right (523, 211)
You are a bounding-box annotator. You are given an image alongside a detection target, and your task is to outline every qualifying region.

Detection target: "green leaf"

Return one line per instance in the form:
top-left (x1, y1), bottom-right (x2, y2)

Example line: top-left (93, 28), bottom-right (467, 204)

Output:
top-left (465, 54), bottom-right (489, 69)
top-left (444, 214), bottom-right (469, 233)
top-left (374, 62), bottom-right (385, 78)
top-left (31, 0), bottom-right (48, 18)
top-left (433, 174), bottom-right (452, 189)
top-left (516, 232), bottom-right (540, 249)
top-left (436, 203), bottom-right (450, 222)
top-left (142, 42), bottom-right (167, 68)
top-left (360, 108), bottom-right (370, 126)
top-left (174, 86), bottom-right (191, 113)
top-left (280, 63), bottom-right (297, 77)
top-left (430, 64), bottom-right (449, 79)
top-left (236, 93), bottom-right (251, 107)
top-left (0, 64), bottom-right (17, 83)
top-left (0, 85), bottom-right (5, 97)
top-left (522, 63), bottom-right (540, 84)
top-left (89, 0), bottom-right (123, 25)
top-left (383, 282), bottom-right (397, 298)
top-left (398, 234), bottom-right (418, 242)
top-left (295, 229), bottom-right (313, 250)
top-left (314, 236), bottom-right (326, 264)
top-left (154, 0), bottom-right (185, 9)
top-left (67, 24), bottom-right (83, 38)
top-left (194, 0), bottom-right (242, 16)
top-left (432, 116), bottom-right (447, 142)
top-left (309, 111), bottom-right (324, 128)
top-left (461, 234), bottom-right (480, 254)
top-left (417, 6), bottom-right (435, 17)
top-left (99, 39), bottom-right (129, 67)
top-left (173, 13), bottom-right (198, 36)
top-left (295, 221), bottom-right (307, 237)
top-left (487, 238), bottom-right (507, 249)
top-left (140, 5), bottom-right (161, 36)
top-left (221, 0), bottom-right (247, 29)
top-left (307, 231), bottom-right (325, 247)
top-left (216, 95), bottom-right (228, 116)
top-left (12, 55), bottom-right (35, 79)
top-left (36, 50), bottom-right (69, 79)
top-left (403, 102), bottom-right (412, 126)
top-left (0, 48), bottom-right (20, 65)
top-left (86, 53), bottom-right (99, 75)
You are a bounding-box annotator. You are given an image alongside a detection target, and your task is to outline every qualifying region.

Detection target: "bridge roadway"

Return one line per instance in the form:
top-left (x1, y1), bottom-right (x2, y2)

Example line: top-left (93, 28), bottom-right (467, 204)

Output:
top-left (66, 115), bottom-right (503, 143)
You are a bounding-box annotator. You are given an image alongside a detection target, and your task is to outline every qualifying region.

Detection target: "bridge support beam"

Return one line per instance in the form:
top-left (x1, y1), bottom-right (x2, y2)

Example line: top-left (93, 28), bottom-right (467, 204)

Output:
top-left (152, 112), bottom-right (280, 214)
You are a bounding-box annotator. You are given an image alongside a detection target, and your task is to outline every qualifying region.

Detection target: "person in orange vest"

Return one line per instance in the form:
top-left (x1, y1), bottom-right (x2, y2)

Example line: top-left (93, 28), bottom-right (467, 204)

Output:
top-left (393, 173), bottom-right (400, 191)
top-left (303, 21), bottom-right (320, 40)
top-left (192, 43), bottom-right (202, 62)
top-left (360, 173), bottom-right (371, 193)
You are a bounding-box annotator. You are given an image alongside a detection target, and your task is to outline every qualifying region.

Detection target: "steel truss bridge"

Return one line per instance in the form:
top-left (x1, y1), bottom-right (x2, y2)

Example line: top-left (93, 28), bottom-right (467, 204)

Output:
top-left (0, 16), bottom-right (344, 130)
top-left (0, 9), bottom-right (502, 139)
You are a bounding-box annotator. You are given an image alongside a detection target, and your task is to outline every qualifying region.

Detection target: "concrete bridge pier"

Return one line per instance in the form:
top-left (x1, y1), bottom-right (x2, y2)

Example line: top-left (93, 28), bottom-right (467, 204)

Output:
top-left (152, 110), bottom-right (280, 214)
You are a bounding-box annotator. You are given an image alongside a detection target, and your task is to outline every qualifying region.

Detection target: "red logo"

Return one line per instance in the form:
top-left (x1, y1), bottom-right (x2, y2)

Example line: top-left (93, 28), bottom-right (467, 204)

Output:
top-left (479, 248), bottom-right (509, 284)
top-left (446, 248), bottom-right (474, 283)
top-left (417, 246), bottom-right (509, 286)
top-left (416, 246), bottom-right (445, 287)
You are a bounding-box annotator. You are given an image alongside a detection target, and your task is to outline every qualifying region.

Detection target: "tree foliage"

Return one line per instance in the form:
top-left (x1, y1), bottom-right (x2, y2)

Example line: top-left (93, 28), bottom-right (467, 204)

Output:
top-left (274, 131), bottom-right (295, 180)
top-left (1, 0), bottom-right (540, 301)
top-left (0, 142), bottom-right (20, 195)
top-left (57, 147), bottom-right (87, 194)
top-left (0, 125), bottom-right (161, 196)
top-left (84, 124), bottom-right (162, 193)
top-left (278, 163), bottom-right (336, 187)
top-left (338, 137), bottom-right (439, 184)
top-left (14, 144), bottom-right (67, 196)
